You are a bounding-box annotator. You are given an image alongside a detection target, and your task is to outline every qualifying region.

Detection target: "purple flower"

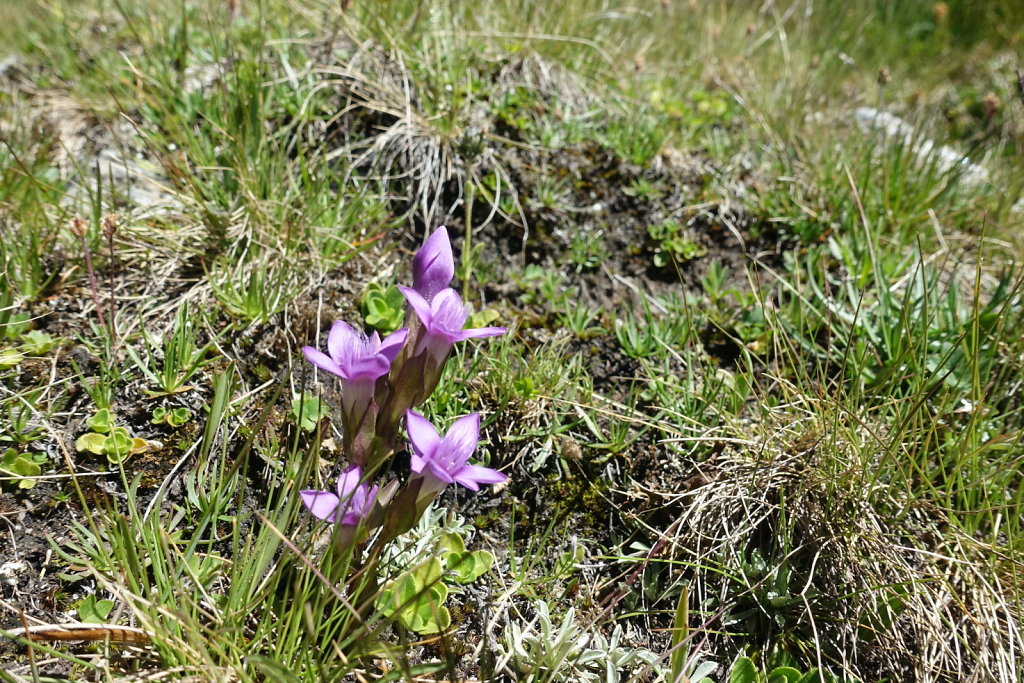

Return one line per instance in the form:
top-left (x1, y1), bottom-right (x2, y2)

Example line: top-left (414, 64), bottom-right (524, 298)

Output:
top-left (406, 410), bottom-right (507, 498)
top-left (412, 226), bottom-right (454, 302)
top-left (302, 321), bottom-right (408, 382)
top-left (398, 287), bottom-right (504, 362)
top-left (301, 467), bottom-right (379, 526)
top-left (302, 322), bottom-right (409, 466)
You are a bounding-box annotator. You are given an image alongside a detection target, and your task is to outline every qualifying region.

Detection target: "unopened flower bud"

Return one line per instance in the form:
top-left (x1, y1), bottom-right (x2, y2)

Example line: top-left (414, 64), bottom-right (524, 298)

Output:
top-left (101, 213), bottom-right (121, 239)
top-left (68, 215), bottom-right (87, 238)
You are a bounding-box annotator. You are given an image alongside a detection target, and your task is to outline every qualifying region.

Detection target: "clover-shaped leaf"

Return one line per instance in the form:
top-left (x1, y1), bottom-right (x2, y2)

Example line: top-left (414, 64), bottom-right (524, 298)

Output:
top-left (77, 594), bottom-right (114, 624)
top-left (288, 394), bottom-right (330, 432)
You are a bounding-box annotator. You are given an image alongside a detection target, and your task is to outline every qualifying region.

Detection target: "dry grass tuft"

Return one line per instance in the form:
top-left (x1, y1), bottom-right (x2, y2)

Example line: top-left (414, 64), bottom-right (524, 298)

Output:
top-left (649, 405), bottom-right (1023, 681)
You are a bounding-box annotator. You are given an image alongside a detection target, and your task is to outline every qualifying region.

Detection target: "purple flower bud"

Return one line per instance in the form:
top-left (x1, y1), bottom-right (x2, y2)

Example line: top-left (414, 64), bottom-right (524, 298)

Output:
top-left (406, 410), bottom-right (507, 500)
top-left (300, 467), bottom-right (379, 526)
top-left (412, 226), bottom-right (454, 302)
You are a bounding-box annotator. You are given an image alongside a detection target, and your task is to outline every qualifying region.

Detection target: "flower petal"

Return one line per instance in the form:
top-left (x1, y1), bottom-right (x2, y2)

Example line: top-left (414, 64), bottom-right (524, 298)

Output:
top-left (453, 464), bottom-right (508, 491)
top-left (413, 227), bottom-right (454, 302)
top-left (429, 288), bottom-right (469, 333)
top-left (406, 409), bottom-right (441, 459)
top-left (426, 460), bottom-right (456, 484)
top-left (377, 327), bottom-right (409, 362)
top-left (346, 355), bottom-right (391, 382)
top-left (398, 286), bottom-right (433, 327)
top-left (327, 320), bottom-right (358, 364)
top-left (336, 467), bottom-right (365, 499)
top-left (300, 490), bottom-right (340, 521)
top-left (409, 452), bottom-right (428, 474)
top-left (442, 413), bottom-right (480, 468)
top-left (302, 346), bottom-right (344, 377)
top-left (451, 326), bottom-right (506, 342)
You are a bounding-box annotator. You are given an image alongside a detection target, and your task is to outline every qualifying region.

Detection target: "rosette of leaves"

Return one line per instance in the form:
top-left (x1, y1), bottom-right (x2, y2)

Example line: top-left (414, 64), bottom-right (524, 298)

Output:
top-left (76, 410), bottom-right (149, 464)
top-left (361, 282), bottom-right (406, 333)
top-left (0, 448), bottom-right (47, 489)
top-left (376, 534), bottom-right (494, 634)
top-left (151, 406), bottom-right (192, 428)
top-left (724, 656), bottom-right (830, 683)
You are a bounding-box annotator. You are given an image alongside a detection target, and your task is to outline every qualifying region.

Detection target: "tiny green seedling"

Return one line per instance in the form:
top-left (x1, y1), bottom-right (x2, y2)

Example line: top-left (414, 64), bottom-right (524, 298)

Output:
top-left (77, 594), bottom-right (114, 624)
top-left (647, 219), bottom-right (706, 268)
top-left (0, 448), bottom-right (47, 489)
top-left (126, 302), bottom-right (216, 396)
top-left (362, 282), bottom-right (406, 333)
top-left (151, 406), bottom-right (193, 428)
top-left (2, 390), bottom-right (47, 445)
top-left (288, 393), bottom-right (330, 432)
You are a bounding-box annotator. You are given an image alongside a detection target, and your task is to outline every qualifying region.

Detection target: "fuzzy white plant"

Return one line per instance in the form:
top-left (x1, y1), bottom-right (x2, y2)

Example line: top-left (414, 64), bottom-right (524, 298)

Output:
top-left (498, 601), bottom-right (664, 682)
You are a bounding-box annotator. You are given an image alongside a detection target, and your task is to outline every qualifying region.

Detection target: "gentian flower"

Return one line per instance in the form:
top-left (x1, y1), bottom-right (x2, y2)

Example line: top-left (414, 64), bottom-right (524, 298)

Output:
top-left (302, 321), bottom-right (408, 465)
top-left (398, 287), bottom-right (505, 364)
top-left (302, 320), bottom-right (407, 382)
top-left (412, 226), bottom-right (454, 303)
top-left (301, 467), bottom-right (379, 526)
top-left (406, 410), bottom-right (507, 501)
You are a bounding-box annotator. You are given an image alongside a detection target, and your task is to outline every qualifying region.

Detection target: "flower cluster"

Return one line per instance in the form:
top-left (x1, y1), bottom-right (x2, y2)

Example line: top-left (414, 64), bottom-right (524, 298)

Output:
top-left (299, 227), bottom-right (507, 544)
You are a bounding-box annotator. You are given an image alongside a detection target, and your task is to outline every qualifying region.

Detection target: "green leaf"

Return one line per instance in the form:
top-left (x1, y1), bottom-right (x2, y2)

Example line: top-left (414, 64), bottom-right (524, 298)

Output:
top-left (86, 409), bottom-right (114, 434)
top-left (168, 407), bottom-right (192, 427)
top-left (406, 600), bottom-right (451, 634)
top-left (104, 427), bottom-right (134, 464)
top-left (20, 331), bottom-right (58, 355)
top-left (0, 449), bottom-right (43, 488)
top-left (75, 432), bottom-right (108, 455)
top-left (439, 531), bottom-right (465, 554)
top-left (288, 394), bottom-right (329, 432)
top-left (0, 348), bottom-right (25, 368)
top-left (729, 657), bottom-right (759, 683)
top-left (467, 308), bottom-right (500, 329)
top-left (77, 594), bottom-right (114, 624)
top-left (768, 667), bottom-right (803, 683)
top-left (363, 283), bottom-right (406, 333)
top-left (377, 558), bottom-right (452, 634)
top-left (410, 557), bottom-right (444, 589)
top-left (151, 406), bottom-right (168, 424)
top-left (445, 549), bottom-right (494, 584)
